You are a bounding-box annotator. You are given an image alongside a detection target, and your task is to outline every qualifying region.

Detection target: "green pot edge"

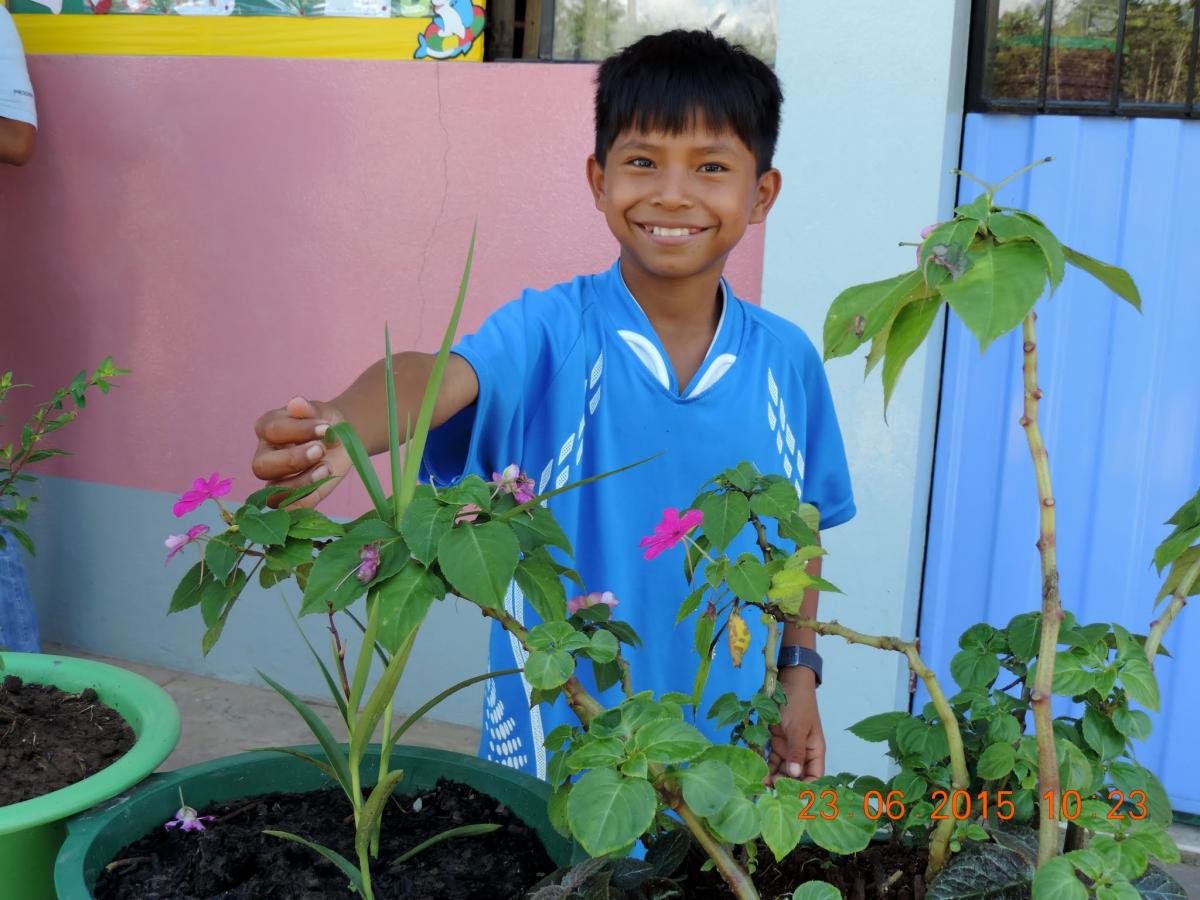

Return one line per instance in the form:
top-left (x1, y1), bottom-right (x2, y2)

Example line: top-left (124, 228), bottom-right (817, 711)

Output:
top-left (56, 743), bottom-right (587, 898)
top-left (0, 653), bottom-right (181, 834)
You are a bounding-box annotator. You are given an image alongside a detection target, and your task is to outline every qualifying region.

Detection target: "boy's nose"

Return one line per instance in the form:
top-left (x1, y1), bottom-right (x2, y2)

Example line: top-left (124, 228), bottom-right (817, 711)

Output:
top-left (651, 169), bottom-right (693, 209)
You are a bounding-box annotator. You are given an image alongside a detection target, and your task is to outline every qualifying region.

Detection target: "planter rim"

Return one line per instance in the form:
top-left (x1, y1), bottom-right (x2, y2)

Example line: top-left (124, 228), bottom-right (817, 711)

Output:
top-left (0, 652), bottom-right (181, 835)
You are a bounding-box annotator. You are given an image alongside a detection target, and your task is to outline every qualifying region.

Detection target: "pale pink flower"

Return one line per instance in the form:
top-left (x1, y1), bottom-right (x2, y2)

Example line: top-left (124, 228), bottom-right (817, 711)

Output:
top-left (164, 524), bottom-right (210, 564)
top-left (567, 591), bottom-right (619, 616)
top-left (356, 543), bottom-right (380, 584)
top-left (639, 507), bottom-right (704, 561)
top-left (493, 463), bottom-right (536, 505)
top-left (164, 804), bottom-right (215, 833)
top-left (454, 503), bottom-right (482, 525)
top-left (916, 223), bottom-right (939, 264)
top-left (173, 472), bottom-right (234, 518)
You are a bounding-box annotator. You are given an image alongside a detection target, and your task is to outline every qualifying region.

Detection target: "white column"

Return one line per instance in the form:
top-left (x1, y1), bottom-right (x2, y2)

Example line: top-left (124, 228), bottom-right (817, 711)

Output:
top-left (762, 1), bottom-right (971, 777)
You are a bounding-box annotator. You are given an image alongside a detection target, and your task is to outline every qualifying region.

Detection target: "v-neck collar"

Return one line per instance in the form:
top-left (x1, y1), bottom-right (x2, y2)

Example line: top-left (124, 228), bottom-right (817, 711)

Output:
top-left (602, 260), bottom-right (743, 400)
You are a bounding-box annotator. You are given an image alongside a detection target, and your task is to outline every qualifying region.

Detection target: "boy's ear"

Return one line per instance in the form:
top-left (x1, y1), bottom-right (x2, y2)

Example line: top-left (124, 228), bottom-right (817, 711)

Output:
top-left (586, 155), bottom-right (607, 211)
top-left (749, 168), bottom-right (783, 225)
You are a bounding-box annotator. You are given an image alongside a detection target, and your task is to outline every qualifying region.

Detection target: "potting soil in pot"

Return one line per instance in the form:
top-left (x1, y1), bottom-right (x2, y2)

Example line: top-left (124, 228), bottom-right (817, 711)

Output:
top-left (95, 778), bottom-right (557, 899)
top-left (0, 675), bottom-right (136, 806)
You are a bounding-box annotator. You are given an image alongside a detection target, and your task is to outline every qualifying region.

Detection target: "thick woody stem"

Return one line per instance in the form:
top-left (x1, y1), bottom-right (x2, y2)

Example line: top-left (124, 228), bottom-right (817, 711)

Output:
top-left (480, 606), bottom-right (759, 898)
top-left (1144, 556), bottom-right (1199, 666)
top-left (1020, 314), bottom-right (1065, 866)
top-left (781, 614), bottom-right (968, 878)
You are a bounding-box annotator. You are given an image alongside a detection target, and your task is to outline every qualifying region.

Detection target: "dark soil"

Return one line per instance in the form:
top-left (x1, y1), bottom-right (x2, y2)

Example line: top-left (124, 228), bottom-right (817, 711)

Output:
top-left (0, 674), bottom-right (135, 806)
top-left (691, 840), bottom-right (929, 900)
top-left (95, 779), bottom-right (557, 899)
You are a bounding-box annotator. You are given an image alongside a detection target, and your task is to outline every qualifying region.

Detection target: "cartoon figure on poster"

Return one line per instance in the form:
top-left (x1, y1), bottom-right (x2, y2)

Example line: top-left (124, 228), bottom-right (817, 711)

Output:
top-left (414, 0), bottom-right (484, 59)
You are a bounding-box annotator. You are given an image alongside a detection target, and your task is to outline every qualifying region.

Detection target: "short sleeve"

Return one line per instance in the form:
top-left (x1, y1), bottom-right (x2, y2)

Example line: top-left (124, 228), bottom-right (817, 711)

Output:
top-left (0, 9), bottom-right (36, 129)
top-left (796, 336), bottom-right (855, 529)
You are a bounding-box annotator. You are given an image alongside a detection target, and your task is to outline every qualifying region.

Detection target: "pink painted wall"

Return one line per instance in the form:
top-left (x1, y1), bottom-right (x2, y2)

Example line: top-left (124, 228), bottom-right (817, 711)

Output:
top-left (0, 57), bottom-right (765, 517)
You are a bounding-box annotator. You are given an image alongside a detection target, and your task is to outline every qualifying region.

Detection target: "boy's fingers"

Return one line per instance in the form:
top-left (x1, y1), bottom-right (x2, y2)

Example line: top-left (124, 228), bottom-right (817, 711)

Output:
top-left (263, 467), bottom-right (341, 509)
top-left (285, 395), bottom-right (318, 420)
top-left (251, 440), bottom-right (325, 481)
top-left (256, 414), bottom-right (328, 446)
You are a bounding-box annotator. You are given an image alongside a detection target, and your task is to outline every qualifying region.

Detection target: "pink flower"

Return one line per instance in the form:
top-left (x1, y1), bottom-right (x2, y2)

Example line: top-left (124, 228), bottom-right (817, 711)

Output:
top-left (454, 503), bottom-right (482, 525)
top-left (164, 804), bottom-right (215, 833)
top-left (493, 464), bottom-right (536, 505)
top-left (638, 507), bottom-right (704, 561)
top-left (356, 543), bottom-right (380, 584)
top-left (567, 591), bottom-right (619, 616)
top-left (164, 524), bottom-right (210, 564)
top-left (916, 223), bottom-right (940, 264)
top-left (173, 472), bottom-right (234, 518)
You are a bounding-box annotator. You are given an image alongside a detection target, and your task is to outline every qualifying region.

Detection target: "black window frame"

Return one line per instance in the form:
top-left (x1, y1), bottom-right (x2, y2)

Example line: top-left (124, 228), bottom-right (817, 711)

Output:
top-left (966, 0), bottom-right (1200, 118)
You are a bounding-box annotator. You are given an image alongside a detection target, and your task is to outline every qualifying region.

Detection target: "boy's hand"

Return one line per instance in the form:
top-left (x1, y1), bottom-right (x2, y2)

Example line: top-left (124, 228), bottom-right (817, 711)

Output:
top-left (252, 396), bottom-right (349, 509)
top-left (766, 665), bottom-right (825, 785)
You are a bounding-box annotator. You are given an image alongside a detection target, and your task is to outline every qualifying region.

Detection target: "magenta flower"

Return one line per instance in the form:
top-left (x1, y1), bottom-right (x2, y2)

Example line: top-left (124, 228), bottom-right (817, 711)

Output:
top-left (173, 472), bottom-right (234, 518)
top-left (164, 524), bottom-right (210, 564)
top-left (567, 591), bottom-right (619, 616)
top-left (454, 503), bottom-right (482, 525)
top-left (356, 543), bottom-right (380, 584)
top-left (164, 804), bottom-right (215, 833)
top-left (493, 464), bottom-right (536, 505)
top-left (638, 507), bottom-right (704, 561)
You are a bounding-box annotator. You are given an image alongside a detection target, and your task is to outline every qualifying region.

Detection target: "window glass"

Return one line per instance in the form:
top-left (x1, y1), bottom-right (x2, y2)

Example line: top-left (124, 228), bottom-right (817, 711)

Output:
top-left (550, 0), bottom-right (776, 65)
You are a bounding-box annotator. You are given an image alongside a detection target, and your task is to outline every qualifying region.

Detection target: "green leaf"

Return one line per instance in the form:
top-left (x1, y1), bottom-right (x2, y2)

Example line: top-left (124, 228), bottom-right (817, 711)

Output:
top-left (370, 561), bottom-right (441, 654)
top-left (586, 629), bottom-right (619, 664)
top-left (260, 746), bottom-right (338, 782)
top-left (391, 823), bottom-right (501, 868)
top-left (1120, 657), bottom-right (1161, 712)
top-left (1031, 856), bottom-right (1087, 900)
top-left (300, 539), bottom-right (369, 615)
top-left (1008, 612), bottom-right (1042, 661)
top-left (1063, 245), bottom-right (1141, 311)
top-left (1153, 523), bottom-right (1200, 575)
top-left (566, 768), bottom-right (656, 857)
top-left (676, 760), bottom-right (734, 817)
top-left (262, 831), bottom-right (363, 892)
top-left (951, 648), bottom-right (1001, 691)
top-left (514, 552), bottom-right (567, 623)
top-left (848, 711), bottom-right (908, 743)
top-left (926, 843), bottom-right (1034, 900)
top-left (525, 649), bottom-right (575, 690)
top-left (287, 508), bottom-right (346, 540)
top-left (989, 713), bottom-right (1023, 745)
top-left (792, 884), bottom-right (841, 900)
top-left (1156, 546), bottom-right (1200, 605)
top-left (436, 521), bottom-right (520, 610)
top-left (257, 670), bottom-right (353, 799)
top-left (726, 554), bottom-right (771, 604)
top-left (400, 496), bottom-right (457, 566)
top-left (265, 537), bottom-right (315, 572)
top-left (955, 192), bottom-right (993, 222)
top-left (169, 560), bottom-right (212, 613)
top-left (566, 737), bottom-right (625, 771)
top-left (1058, 740), bottom-right (1096, 794)
top-left (882, 296), bottom-right (943, 411)
top-left (632, 719), bottom-right (708, 764)
top-left (675, 584), bottom-right (707, 626)
top-left (942, 240), bottom-right (1048, 351)
top-left (205, 532), bottom-right (245, 582)
top-left (805, 786), bottom-right (874, 854)
top-left (330, 420), bottom-right (391, 522)
top-left (758, 793), bottom-right (805, 861)
top-left (236, 507), bottom-right (291, 547)
top-left (989, 212), bottom-right (1066, 292)
top-left (977, 743), bottom-right (1017, 780)
top-left (700, 744), bottom-right (769, 793)
top-left (1052, 652), bottom-right (1095, 696)
top-left (749, 478), bottom-right (801, 522)
top-left (1082, 708), bottom-right (1125, 760)
top-left (355, 769), bottom-right (406, 863)
top-left (824, 270), bottom-right (924, 360)
top-left (708, 793), bottom-right (761, 844)
top-left (697, 491), bottom-right (749, 552)
top-left (507, 503), bottom-right (574, 556)
top-left (1112, 706), bottom-right (1152, 741)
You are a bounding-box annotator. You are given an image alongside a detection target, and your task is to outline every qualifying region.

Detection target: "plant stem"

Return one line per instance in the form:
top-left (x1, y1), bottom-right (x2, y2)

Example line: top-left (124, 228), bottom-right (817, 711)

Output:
top-left (779, 614), bottom-right (968, 879)
top-left (1144, 556), bottom-right (1199, 666)
top-left (674, 801), bottom-right (759, 900)
top-left (373, 700), bottom-right (394, 857)
top-left (749, 514), bottom-right (782, 699)
top-left (1020, 313), bottom-right (1065, 866)
top-left (328, 604), bottom-right (352, 701)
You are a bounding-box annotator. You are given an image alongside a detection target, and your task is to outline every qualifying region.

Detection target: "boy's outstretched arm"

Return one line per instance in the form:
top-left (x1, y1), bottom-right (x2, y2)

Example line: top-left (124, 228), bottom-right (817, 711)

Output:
top-left (251, 352), bottom-right (479, 509)
top-left (767, 541), bottom-right (825, 784)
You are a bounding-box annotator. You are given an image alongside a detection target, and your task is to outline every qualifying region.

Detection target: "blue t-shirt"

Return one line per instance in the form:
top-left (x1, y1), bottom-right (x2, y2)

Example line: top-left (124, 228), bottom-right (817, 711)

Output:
top-left (425, 260), bottom-right (854, 779)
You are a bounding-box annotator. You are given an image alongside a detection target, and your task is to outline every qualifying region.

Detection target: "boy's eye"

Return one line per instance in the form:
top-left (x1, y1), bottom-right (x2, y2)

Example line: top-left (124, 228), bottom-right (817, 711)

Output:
top-left (700, 163), bottom-right (727, 173)
top-left (628, 158), bottom-right (654, 168)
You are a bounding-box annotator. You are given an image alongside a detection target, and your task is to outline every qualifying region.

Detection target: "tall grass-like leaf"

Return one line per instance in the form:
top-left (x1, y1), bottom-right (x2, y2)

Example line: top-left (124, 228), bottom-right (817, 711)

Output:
top-left (263, 830), bottom-right (364, 892)
top-left (354, 768), bottom-right (406, 862)
top-left (257, 669), bottom-right (354, 801)
top-left (495, 454), bottom-right (659, 521)
top-left (385, 668), bottom-right (522, 754)
top-left (391, 824), bottom-right (501, 867)
top-left (398, 225), bottom-right (477, 511)
top-left (349, 624), bottom-right (419, 773)
top-left (259, 746), bottom-right (338, 781)
top-left (330, 421), bottom-right (390, 522)
top-left (281, 590), bottom-right (350, 724)
top-left (348, 596), bottom-right (383, 719)
top-left (384, 325), bottom-right (403, 530)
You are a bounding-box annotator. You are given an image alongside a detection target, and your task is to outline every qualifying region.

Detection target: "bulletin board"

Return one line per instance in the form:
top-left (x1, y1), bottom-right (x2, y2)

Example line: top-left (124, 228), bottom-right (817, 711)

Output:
top-left (12, 0), bottom-right (486, 60)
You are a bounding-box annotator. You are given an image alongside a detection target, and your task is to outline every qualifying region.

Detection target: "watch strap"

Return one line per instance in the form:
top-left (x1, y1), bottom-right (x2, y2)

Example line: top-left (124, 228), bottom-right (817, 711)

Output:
top-left (777, 645), bottom-right (822, 686)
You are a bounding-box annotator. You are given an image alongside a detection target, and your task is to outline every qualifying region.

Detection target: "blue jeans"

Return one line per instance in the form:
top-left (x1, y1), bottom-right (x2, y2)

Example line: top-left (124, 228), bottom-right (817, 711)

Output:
top-left (0, 529), bottom-right (40, 652)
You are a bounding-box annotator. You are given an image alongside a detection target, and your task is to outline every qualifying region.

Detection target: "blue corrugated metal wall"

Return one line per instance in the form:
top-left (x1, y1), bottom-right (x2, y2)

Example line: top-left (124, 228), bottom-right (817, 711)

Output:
top-left (919, 112), bottom-right (1200, 812)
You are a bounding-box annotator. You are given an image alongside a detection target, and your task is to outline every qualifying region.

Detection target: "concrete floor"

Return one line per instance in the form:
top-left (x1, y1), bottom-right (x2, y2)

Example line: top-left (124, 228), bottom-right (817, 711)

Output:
top-left (48, 644), bottom-right (1200, 896)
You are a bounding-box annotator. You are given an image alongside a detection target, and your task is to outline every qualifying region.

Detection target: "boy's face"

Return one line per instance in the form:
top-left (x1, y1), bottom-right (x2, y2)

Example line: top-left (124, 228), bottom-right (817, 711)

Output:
top-left (587, 119), bottom-right (781, 287)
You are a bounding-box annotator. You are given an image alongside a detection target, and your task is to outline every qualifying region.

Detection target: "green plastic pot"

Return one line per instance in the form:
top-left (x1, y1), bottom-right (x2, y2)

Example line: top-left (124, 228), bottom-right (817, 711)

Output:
top-left (0, 653), bottom-right (180, 900)
top-left (57, 743), bottom-right (585, 898)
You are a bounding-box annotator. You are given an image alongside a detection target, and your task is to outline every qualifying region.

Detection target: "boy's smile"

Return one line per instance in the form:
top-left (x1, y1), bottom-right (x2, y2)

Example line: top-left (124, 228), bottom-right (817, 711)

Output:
top-left (587, 121), bottom-right (781, 296)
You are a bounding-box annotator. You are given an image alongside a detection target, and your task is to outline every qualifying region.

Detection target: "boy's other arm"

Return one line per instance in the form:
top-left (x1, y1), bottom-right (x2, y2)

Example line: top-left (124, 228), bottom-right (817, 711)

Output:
top-left (0, 117), bottom-right (35, 165)
top-left (251, 351), bottom-right (479, 508)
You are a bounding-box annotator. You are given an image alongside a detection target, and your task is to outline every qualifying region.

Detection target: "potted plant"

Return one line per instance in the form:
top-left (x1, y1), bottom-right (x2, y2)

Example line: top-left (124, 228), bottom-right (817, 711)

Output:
top-left (0, 361), bottom-right (181, 900)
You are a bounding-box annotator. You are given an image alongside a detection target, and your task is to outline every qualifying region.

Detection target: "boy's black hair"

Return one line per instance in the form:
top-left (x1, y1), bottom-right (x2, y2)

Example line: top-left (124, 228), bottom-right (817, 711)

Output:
top-left (594, 30), bottom-right (783, 176)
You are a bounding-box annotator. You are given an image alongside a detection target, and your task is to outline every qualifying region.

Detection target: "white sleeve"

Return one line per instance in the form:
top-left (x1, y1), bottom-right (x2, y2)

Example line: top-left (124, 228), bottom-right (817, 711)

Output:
top-left (0, 7), bottom-right (36, 129)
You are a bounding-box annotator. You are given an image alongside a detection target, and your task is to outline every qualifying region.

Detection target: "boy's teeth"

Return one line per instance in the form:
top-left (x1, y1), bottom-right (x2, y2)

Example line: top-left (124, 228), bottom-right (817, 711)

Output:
top-left (649, 226), bottom-right (693, 237)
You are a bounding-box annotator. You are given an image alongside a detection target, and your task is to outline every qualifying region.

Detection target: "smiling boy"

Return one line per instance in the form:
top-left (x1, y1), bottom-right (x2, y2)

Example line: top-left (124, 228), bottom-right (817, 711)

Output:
top-left (252, 29), bottom-right (854, 784)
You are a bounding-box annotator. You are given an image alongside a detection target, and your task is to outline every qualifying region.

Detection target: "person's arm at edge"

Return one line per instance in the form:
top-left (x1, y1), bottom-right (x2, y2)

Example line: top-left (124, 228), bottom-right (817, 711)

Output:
top-left (0, 117), bottom-right (34, 165)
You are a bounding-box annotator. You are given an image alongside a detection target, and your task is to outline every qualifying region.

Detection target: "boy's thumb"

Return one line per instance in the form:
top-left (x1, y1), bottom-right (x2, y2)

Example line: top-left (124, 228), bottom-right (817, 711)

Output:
top-left (286, 396), bottom-right (317, 420)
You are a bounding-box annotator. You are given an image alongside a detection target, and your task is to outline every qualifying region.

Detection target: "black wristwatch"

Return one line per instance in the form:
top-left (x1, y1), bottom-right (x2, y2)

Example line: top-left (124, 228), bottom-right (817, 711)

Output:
top-left (777, 645), bottom-right (822, 686)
